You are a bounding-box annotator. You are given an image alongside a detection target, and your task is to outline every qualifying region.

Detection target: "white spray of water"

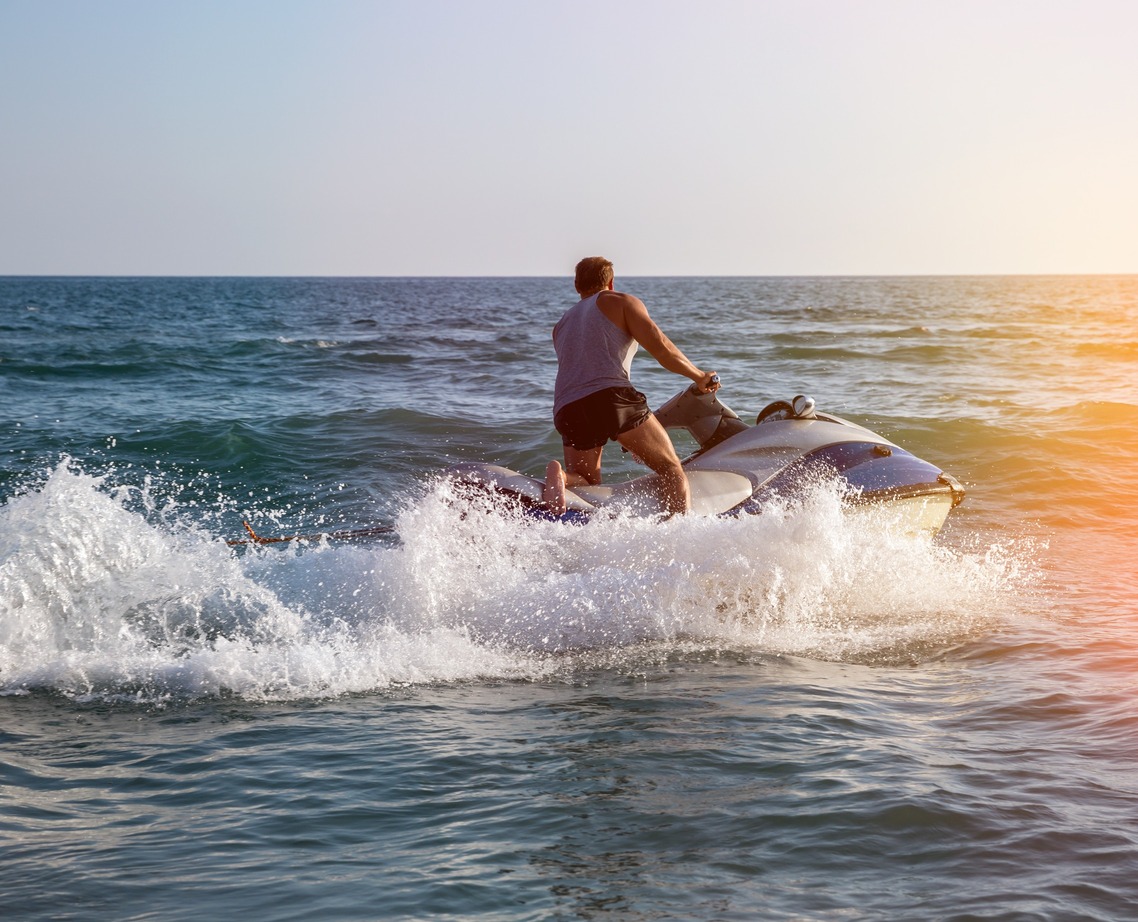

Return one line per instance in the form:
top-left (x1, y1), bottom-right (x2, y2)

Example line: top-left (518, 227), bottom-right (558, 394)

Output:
top-left (0, 463), bottom-right (1027, 703)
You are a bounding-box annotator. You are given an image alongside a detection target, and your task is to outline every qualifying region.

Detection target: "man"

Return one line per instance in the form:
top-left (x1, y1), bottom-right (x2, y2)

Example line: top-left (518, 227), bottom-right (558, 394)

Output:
top-left (544, 256), bottom-right (720, 516)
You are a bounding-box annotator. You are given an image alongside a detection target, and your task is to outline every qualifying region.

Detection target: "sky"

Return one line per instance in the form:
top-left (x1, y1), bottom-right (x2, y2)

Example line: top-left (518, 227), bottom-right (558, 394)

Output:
top-left (1, 0), bottom-right (1136, 276)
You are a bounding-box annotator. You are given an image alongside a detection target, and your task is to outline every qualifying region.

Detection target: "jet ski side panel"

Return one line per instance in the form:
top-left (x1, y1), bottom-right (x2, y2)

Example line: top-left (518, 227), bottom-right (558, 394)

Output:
top-left (574, 470), bottom-right (754, 517)
top-left (684, 414), bottom-right (965, 533)
top-left (746, 442), bottom-right (962, 504)
top-left (684, 417), bottom-right (892, 487)
top-left (447, 463), bottom-right (596, 513)
top-left (447, 463), bottom-right (752, 519)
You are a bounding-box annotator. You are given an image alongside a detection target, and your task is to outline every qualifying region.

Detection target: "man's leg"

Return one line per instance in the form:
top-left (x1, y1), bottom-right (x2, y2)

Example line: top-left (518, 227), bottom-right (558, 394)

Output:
top-left (616, 416), bottom-right (690, 515)
top-left (543, 446), bottom-right (603, 514)
top-left (563, 445), bottom-right (604, 486)
top-left (542, 460), bottom-right (567, 514)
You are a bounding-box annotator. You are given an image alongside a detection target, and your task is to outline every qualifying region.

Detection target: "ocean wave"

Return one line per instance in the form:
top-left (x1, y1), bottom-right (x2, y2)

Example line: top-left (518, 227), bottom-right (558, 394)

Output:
top-left (0, 462), bottom-right (1027, 704)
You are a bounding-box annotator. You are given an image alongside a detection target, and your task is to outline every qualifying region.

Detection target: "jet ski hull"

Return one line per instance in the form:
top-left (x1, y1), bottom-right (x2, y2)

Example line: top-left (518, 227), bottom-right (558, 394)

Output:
top-left (447, 391), bottom-right (965, 535)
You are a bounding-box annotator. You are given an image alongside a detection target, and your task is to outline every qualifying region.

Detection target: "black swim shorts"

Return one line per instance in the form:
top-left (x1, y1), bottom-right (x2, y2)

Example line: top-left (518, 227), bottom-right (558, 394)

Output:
top-left (554, 386), bottom-right (651, 451)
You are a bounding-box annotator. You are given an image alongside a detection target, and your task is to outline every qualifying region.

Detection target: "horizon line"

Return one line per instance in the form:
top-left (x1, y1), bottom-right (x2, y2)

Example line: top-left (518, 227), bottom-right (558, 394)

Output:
top-left (4, 271), bottom-right (1137, 281)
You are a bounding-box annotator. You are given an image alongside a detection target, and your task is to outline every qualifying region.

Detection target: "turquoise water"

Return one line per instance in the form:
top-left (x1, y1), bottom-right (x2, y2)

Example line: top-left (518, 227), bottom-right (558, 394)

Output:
top-left (2, 276), bottom-right (1136, 919)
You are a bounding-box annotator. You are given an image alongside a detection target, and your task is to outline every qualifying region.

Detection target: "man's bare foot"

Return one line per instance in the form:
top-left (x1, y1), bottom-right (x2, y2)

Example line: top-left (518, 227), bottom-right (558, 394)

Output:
top-left (543, 460), bottom-right (567, 514)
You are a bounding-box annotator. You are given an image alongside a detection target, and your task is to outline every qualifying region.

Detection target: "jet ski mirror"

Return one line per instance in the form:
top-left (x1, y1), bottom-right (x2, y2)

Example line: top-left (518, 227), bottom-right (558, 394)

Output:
top-left (793, 395), bottom-right (816, 418)
top-left (756, 394), bottom-right (818, 424)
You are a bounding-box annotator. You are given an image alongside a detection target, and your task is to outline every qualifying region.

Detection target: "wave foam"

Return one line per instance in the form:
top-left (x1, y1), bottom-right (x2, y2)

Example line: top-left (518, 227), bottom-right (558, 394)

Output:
top-left (0, 463), bottom-right (1027, 703)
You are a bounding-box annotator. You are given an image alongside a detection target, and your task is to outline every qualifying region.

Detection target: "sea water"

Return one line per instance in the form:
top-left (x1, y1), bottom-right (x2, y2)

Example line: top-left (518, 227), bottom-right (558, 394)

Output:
top-left (1, 276), bottom-right (1136, 920)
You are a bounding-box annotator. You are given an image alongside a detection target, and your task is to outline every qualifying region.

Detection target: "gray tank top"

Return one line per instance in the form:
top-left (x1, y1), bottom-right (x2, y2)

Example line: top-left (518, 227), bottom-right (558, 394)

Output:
top-left (552, 293), bottom-right (638, 416)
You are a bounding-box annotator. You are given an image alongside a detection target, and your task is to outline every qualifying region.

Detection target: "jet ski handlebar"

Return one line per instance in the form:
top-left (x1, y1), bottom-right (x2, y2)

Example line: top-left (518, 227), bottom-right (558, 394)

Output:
top-left (654, 376), bottom-right (746, 449)
top-left (656, 377), bottom-right (821, 451)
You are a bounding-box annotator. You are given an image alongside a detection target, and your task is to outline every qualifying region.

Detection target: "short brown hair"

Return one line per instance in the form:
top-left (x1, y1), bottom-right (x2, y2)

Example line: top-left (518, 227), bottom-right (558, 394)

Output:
top-left (574, 257), bottom-right (614, 295)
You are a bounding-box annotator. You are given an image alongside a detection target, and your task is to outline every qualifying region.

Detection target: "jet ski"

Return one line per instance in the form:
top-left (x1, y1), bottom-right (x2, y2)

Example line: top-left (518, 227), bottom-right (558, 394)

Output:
top-left (448, 381), bottom-right (965, 535)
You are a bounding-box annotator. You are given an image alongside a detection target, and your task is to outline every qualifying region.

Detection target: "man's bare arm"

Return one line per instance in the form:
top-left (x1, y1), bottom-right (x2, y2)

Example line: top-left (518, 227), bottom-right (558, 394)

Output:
top-left (601, 291), bottom-right (716, 388)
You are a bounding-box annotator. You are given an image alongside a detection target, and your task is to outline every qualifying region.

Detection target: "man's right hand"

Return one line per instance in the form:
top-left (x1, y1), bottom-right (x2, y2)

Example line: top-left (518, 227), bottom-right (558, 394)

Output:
top-left (694, 372), bottom-right (721, 393)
